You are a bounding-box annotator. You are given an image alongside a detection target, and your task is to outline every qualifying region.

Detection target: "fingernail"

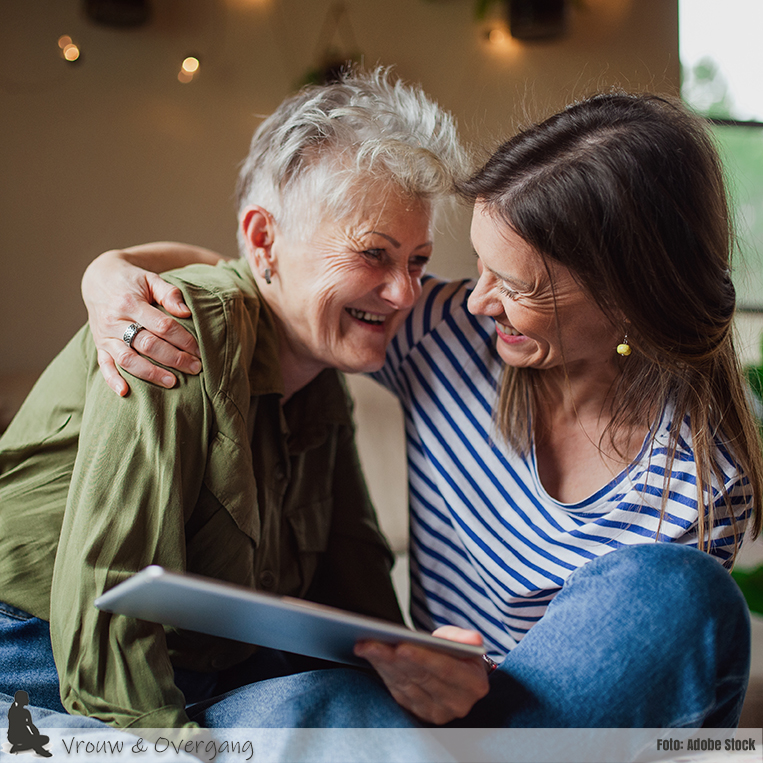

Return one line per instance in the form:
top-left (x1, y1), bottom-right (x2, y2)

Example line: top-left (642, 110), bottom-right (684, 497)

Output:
top-left (189, 360), bottom-right (201, 374)
top-left (162, 375), bottom-right (176, 387)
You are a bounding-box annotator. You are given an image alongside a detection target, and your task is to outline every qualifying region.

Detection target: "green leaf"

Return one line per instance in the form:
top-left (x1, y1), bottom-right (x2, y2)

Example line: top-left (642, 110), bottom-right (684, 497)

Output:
top-left (474, 0), bottom-right (496, 21)
top-left (732, 565), bottom-right (763, 616)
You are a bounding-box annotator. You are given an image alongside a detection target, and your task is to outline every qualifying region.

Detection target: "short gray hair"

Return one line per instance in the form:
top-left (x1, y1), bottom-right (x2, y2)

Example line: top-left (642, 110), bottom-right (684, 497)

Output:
top-left (236, 67), bottom-right (468, 248)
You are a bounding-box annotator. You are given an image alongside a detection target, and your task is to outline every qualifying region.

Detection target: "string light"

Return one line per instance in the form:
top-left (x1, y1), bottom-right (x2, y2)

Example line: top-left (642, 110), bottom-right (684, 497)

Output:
top-left (63, 44), bottom-right (81, 61)
top-left (482, 22), bottom-right (522, 58)
top-left (181, 57), bottom-right (200, 74)
top-left (58, 35), bottom-right (81, 62)
top-left (178, 56), bottom-right (200, 83)
top-left (488, 27), bottom-right (507, 44)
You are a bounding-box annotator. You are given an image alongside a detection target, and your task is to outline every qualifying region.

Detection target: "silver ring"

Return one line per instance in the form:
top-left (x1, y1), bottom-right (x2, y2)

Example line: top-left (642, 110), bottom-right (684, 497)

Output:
top-left (483, 654), bottom-right (498, 674)
top-left (122, 323), bottom-right (144, 348)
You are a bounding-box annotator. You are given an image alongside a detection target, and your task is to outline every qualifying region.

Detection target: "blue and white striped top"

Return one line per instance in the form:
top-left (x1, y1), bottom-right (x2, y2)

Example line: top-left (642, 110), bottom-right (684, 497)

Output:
top-left (374, 276), bottom-right (752, 661)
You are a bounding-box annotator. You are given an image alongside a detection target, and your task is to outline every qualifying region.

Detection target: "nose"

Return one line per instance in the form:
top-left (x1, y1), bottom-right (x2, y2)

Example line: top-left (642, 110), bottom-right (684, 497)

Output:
top-left (380, 266), bottom-right (419, 310)
top-left (467, 270), bottom-right (497, 317)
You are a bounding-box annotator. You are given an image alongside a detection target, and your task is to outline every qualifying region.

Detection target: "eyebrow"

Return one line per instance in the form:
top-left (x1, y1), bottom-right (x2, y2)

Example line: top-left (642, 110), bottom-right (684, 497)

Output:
top-left (364, 231), bottom-right (433, 250)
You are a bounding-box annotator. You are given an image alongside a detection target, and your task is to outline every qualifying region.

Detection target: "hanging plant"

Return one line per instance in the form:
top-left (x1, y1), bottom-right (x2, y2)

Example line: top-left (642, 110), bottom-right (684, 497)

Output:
top-left (732, 335), bottom-right (763, 616)
top-left (299, 2), bottom-right (362, 88)
top-left (474, 0), bottom-right (498, 20)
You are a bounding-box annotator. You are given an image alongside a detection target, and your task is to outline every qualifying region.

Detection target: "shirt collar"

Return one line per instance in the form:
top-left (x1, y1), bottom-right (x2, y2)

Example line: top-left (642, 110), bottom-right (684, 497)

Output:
top-left (221, 258), bottom-right (354, 439)
top-left (220, 258), bottom-right (284, 398)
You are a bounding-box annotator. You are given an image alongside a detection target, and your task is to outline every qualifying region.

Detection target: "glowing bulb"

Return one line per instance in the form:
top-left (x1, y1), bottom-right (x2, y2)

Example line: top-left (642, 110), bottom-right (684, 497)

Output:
top-left (488, 27), bottom-right (507, 44)
top-left (181, 57), bottom-right (200, 74)
top-left (63, 44), bottom-right (80, 62)
top-left (58, 35), bottom-right (73, 49)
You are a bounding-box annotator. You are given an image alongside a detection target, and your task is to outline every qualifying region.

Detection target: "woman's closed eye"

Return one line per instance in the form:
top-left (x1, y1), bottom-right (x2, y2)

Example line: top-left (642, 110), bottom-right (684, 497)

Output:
top-left (409, 254), bottom-right (430, 273)
top-left (362, 248), bottom-right (385, 261)
top-left (499, 284), bottom-right (521, 300)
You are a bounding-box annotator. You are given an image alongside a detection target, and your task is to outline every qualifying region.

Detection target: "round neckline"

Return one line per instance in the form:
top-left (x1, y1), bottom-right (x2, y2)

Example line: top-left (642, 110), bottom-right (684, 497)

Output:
top-left (527, 419), bottom-right (658, 512)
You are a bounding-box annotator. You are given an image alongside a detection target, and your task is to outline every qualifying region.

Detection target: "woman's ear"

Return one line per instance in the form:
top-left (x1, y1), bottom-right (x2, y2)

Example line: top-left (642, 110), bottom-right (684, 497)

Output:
top-left (240, 205), bottom-right (277, 282)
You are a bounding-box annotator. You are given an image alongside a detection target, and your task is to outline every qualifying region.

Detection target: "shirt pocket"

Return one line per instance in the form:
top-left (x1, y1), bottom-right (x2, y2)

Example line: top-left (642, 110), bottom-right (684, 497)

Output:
top-left (287, 498), bottom-right (333, 552)
top-left (287, 497), bottom-right (333, 590)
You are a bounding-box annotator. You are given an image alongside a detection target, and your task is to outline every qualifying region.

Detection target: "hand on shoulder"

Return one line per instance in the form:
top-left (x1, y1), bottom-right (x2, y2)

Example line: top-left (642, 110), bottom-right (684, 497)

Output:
top-left (81, 243), bottom-right (222, 395)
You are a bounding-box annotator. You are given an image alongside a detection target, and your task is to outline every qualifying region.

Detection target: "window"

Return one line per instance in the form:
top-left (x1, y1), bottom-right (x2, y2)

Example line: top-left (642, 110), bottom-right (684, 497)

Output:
top-left (680, 0), bottom-right (763, 310)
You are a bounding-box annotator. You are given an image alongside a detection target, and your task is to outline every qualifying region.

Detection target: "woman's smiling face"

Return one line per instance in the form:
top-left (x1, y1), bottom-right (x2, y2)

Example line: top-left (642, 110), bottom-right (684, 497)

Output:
top-left (264, 189), bottom-right (433, 377)
top-left (467, 203), bottom-right (618, 373)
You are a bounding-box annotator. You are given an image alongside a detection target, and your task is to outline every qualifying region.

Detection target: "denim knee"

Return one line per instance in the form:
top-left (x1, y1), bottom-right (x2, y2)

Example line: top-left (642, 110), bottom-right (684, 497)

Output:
top-left (479, 543), bottom-right (752, 727)
top-left (552, 543), bottom-right (750, 726)
top-left (566, 542), bottom-right (750, 636)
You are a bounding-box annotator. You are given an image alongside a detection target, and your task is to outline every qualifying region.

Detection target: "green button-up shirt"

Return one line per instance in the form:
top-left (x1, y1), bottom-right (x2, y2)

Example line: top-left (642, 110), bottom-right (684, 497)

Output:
top-left (0, 258), bottom-right (402, 730)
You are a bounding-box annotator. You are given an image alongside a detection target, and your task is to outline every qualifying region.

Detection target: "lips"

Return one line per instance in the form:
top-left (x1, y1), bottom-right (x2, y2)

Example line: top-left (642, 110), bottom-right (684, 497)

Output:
top-left (346, 307), bottom-right (387, 326)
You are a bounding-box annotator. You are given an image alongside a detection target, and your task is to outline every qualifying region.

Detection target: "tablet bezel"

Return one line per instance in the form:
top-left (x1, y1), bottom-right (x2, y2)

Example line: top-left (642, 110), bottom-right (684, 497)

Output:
top-left (95, 566), bottom-right (485, 666)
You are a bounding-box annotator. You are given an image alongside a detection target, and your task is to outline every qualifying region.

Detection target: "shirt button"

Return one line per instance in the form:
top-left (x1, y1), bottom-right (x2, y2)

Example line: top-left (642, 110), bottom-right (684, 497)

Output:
top-left (274, 465), bottom-right (285, 481)
top-left (259, 570), bottom-right (276, 589)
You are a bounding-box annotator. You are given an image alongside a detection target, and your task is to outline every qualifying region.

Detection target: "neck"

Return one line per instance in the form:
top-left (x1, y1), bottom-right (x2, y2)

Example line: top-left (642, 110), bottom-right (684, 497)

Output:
top-left (536, 357), bottom-right (621, 426)
top-left (278, 351), bottom-right (324, 404)
top-left (272, 321), bottom-right (326, 404)
top-left (255, 273), bottom-right (326, 404)
top-left (532, 358), bottom-right (649, 500)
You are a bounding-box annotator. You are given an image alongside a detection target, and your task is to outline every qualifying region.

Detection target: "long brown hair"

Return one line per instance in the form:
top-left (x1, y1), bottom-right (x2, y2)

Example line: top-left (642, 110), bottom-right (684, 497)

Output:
top-left (460, 93), bottom-right (762, 554)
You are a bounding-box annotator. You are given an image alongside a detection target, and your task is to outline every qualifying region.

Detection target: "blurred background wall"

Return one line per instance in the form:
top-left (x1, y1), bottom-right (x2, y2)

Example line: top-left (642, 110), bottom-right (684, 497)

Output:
top-left (1, 0), bottom-right (680, 543)
top-left (1, 0), bottom-right (678, 369)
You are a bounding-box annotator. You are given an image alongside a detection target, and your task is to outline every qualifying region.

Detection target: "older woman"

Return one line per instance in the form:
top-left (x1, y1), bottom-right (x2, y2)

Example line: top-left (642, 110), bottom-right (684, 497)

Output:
top-left (86, 90), bottom-right (760, 730)
top-left (0, 69), bottom-right (488, 732)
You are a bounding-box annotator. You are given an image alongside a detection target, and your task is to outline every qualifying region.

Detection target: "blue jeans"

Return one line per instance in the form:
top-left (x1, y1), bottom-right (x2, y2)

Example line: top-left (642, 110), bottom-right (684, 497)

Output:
top-left (470, 542), bottom-right (751, 727)
top-left (187, 544), bottom-right (752, 728)
top-left (0, 544), bottom-right (751, 730)
top-left (0, 601), bottom-right (68, 714)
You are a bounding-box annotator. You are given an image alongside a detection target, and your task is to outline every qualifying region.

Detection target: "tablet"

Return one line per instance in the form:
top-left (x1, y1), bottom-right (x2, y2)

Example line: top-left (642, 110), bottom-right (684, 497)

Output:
top-left (95, 566), bottom-right (485, 666)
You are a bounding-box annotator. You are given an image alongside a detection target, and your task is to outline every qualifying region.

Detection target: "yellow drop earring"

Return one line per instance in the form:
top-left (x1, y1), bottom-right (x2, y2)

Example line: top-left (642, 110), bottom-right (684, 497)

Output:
top-left (616, 334), bottom-right (631, 357)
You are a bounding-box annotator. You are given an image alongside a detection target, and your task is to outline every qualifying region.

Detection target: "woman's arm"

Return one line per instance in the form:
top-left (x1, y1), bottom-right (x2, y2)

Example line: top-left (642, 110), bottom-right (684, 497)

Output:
top-left (46, 326), bottom-right (210, 729)
top-left (82, 243), bottom-right (222, 396)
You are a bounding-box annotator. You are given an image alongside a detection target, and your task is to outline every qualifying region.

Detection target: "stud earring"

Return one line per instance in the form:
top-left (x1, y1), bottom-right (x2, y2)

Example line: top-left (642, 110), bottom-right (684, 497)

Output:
top-left (616, 334), bottom-right (631, 357)
top-left (264, 268), bottom-right (272, 285)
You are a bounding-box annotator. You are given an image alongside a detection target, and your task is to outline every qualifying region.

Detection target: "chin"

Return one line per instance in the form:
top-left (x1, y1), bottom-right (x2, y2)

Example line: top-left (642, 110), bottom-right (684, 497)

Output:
top-left (336, 353), bottom-right (386, 375)
top-left (346, 360), bottom-right (386, 375)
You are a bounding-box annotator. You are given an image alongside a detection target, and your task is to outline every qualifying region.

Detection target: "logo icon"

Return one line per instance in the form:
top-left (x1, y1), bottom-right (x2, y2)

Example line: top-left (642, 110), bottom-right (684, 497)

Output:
top-left (7, 690), bottom-right (52, 757)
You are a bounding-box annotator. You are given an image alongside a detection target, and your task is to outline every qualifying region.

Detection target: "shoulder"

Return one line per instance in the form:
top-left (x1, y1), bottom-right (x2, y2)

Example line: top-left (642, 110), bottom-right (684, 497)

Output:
top-left (162, 259), bottom-right (274, 407)
top-left (621, 407), bottom-right (751, 544)
top-left (163, 259), bottom-right (261, 321)
top-left (649, 406), bottom-right (745, 489)
top-left (376, 274), bottom-right (499, 393)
